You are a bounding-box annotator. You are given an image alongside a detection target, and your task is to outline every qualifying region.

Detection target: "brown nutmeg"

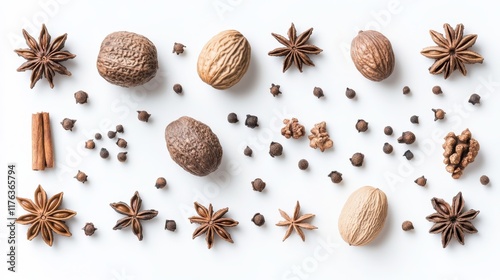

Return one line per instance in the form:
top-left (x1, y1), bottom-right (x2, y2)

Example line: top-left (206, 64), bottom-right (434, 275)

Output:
top-left (350, 30), bottom-right (395, 81)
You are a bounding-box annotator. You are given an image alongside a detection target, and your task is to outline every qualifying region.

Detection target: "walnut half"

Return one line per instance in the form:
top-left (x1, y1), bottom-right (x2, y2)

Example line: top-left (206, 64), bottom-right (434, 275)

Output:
top-left (308, 121), bottom-right (333, 152)
top-left (442, 128), bottom-right (479, 179)
top-left (281, 118), bottom-right (305, 139)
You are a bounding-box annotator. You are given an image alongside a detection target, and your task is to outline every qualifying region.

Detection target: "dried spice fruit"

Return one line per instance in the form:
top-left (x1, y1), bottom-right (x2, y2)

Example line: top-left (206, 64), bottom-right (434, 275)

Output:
top-left (426, 192), bottom-right (479, 248)
top-left (403, 150), bottom-right (414, 160)
top-left (165, 116), bottom-right (223, 176)
top-left (97, 31), bottom-right (158, 87)
top-left (338, 186), bottom-right (388, 246)
top-left (308, 121), bottom-right (333, 152)
top-left (398, 131), bottom-right (416, 144)
top-left (276, 201), bottom-right (317, 241)
top-left (16, 185), bottom-right (77, 246)
top-left (197, 30), bottom-right (251, 89)
top-left (351, 30), bottom-right (395, 81)
top-left (82, 222), bottom-right (97, 236)
top-left (443, 129), bottom-right (480, 179)
top-left (110, 191), bottom-right (158, 241)
top-left (383, 126), bottom-right (393, 136)
top-left (251, 213), bottom-right (265, 226)
top-left (421, 23), bottom-right (483, 79)
top-left (269, 142), bottom-right (283, 157)
top-left (155, 177), bottom-right (167, 189)
top-left (107, 131), bottom-right (116, 139)
top-left (172, 42), bottom-right (185, 55)
top-left (74, 170), bottom-right (88, 183)
top-left (298, 159), bottom-right (309, 170)
top-left (382, 143), bottom-right (393, 154)
top-left (116, 138), bottom-right (128, 148)
top-left (350, 152), bottom-right (364, 167)
top-left (173, 83), bottom-right (183, 94)
top-left (328, 171), bottom-right (343, 183)
top-left (268, 23), bottom-right (322, 72)
top-left (281, 118), bottom-right (305, 139)
top-left (227, 112), bottom-right (238, 123)
top-left (61, 118), bottom-right (76, 131)
top-left (468, 93), bottom-right (481, 105)
top-left (432, 108), bottom-right (446, 121)
top-left (137, 110), bottom-right (151, 122)
top-left (189, 202), bottom-right (239, 249)
top-left (14, 24), bottom-right (76, 89)
top-left (100, 148), bottom-right (109, 159)
top-left (415, 176), bottom-right (427, 187)
top-left (313, 87), bottom-right (324, 98)
top-left (245, 114), bottom-right (259, 128)
top-left (116, 124), bottom-right (124, 133)
top-left (74, 90), bottom-right (88, 104)
top-left (243, 146), bottom-right (253, 157)
top-left (95, 133), bottom-right (102, 140)
top-left (402, 221), bottom-right (414, 231)
top-left (251, 178), bottom-right (266, 192)
top-left (480, 175), bottom-right (490, 185)
top-left (355, 119), bottom-right (368, 132)
top-left (85, 139), bottom-right (95, 149)
top-left (410, 115), bottom-right (419, 124)
top-left (117, 152), bottom-right (128, 162)
top-left (270, 83), bottom-right (281, 97)
top-left (165, 220), bottom-right (177, 232)
top-left (432, 85), bottom-right (443, 95)
top-left (345, 87), bottom-right (356, 99)
top-left (402, 86), bottom-right (411, 95)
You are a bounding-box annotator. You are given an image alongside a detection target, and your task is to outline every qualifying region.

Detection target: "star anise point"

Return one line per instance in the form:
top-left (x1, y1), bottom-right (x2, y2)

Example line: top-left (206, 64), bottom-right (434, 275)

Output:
top-left (276, 201), bottom-right (317, 242)
top-left (189, 202), bottom-right (238, 249)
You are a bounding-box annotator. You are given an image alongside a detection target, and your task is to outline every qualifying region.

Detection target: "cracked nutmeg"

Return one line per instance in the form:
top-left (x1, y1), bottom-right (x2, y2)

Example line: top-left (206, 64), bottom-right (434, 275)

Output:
top-left (308, 121), bottom-right (333, 152)
top-left (281, 118), bottom-right (305, 139)
top-left (442, 128), bottom-right (479, 179)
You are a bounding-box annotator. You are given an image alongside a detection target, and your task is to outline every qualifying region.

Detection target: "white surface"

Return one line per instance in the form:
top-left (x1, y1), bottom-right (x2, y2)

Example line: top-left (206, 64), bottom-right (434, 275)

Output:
top-left (1, 1), bottom-right (499, 279)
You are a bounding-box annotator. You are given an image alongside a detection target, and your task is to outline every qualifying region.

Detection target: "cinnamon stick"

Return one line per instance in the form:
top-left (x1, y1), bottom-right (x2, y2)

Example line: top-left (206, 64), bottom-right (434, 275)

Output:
top-left (32, 113), bottom-right (45, 170)
top-left (42, 112), bottom-right (54, 168)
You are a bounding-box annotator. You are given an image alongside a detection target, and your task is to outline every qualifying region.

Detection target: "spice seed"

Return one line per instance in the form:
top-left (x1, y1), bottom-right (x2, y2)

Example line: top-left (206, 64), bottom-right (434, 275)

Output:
top-left (245, 114), bottom-right (259, 128)
top-left (350, 152), bottom-right (364, 167)
top-left (74, 170), bottom-right (88, 183)
top-left (74, 90), bottom-right (88, 104)
top-left (402, 86), bottom-right (410, 95)
top-left (355, 119), bottom-right (369, 132)
top-left (117, 152), bottom-right (127, 162)
top-left (397, 131), bottom-right (416, 144)
top-left (116, 138), bottom-right (127, 148)
top-left (137, 110), bottom-right (151, 122)
top-left (402, 221), bottom-right (414, 231)
top-left (270, 83), bottom-right (281, 97)
top-left (99, 148), bottom-right (109, 159)
top-left (173, 83), bottom-right (183, 94)
top-left (345, 88), bottom-right (356, 99)
top-left (469, 93), bottom-right (481, 105)
top-left (383, 143), bottom-right (393, 154)
top-left (313, 87), bottom-right (324, 98)
top-left (480, 175), bottom-right (490, 185)
top-left (172, 43), bottom-right (185, 55)
top-left (227, 113), bottom-right (238, 124)
top-left (155, 177), bottom-right (167, 189)
top-left (165, 220), bottom-right (177, 231)
top-left (251, 213), bottom-right (265, 226)
top-left (243, 146), bottom-right (253, 157)
top-left (251, 178), bottom-right (266, 192)
top-left (403, 150), bottom-right (414, 160)
top-left (82, 222), bottom-right (97, 236)
top-left (410, 115), bottom-right (419, 124)
top-left (298, 159), bottom-right (309, 170)
top-left (269, 142), bottom-right (283, 157)
top-left (61, 118), bottom-right (76, 131)
top-left (116, 124), bottom-right (124, 133)
top-left (432, 108), bottom-right (446, 121)
top-left (384, 126), bottom-right (393, 136)
top-left (94, 133), bottom-right (102, 140)
top-left (328, 171), bottom-right (343, 183)
top-left (107, 131), bottom-right (116, 139)
top-left (85, 139), bottom-right (95, 149)
top-left (414, 176), bottom-right (427, 187)
top-left (432, 86), bottom-right (442, 95)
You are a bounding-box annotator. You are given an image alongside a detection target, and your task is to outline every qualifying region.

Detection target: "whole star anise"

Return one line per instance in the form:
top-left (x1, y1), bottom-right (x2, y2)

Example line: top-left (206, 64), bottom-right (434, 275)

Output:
top-left (188, 202), bottom-right (239, 249)
top-left (16, 185), bottom-right (77, 247)
top-left (14, 24), bottom-right (76, 88)
top-left (426, 192), bottom-right (479, 248)
top-left (110, 191), bottom-right (158, 241)
top-left (276, 201), bottom-right (317, 241)
top-left (421, 23), bottom-right (483, 79)
top-left (268, 23), bottom-right (323, 72)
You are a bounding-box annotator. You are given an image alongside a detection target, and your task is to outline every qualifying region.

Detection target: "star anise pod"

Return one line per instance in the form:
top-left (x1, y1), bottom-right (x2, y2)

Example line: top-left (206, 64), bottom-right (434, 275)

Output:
top-left (14, 24), bottom-right (76, 89)
top-left (188, 202), bottom-right (239, 249)
top-left (110, 191), bottom-right (158, 241)
top-left (16, 185), bottom-right (77, 247)
top-left (426, 192), bottom-right (480, 248)
top-left (276, 201), bottom-right (317, 241)
top-left (421, 23), bottom-right (483, 79)
top-left (268, 23), bottom-right (323, 72)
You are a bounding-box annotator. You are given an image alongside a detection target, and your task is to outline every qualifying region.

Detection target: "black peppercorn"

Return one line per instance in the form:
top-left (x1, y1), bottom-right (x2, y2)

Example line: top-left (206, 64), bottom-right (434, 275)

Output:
top-left (116, 124), bottom-right (124, 133)
top-left (414, 176), bottom-right (427, 187)
top-left (251, 178), bottom-right (266, 192)
top-left (468, 93), bottom-right (481, 105)
top-left (328, 171), bottom-right (343, 183)
top-left (383, 143), bottom-right (393, 154)
top-left (227, 113), bottom-right (238, 124)
top-left (85, 139), bottom-right (95, 149)
top-left (355, 119), bottom-right (368, 132)
top-left (384, 126), bottom-right (393, 136)
top-left (99, 148), bottom-right (109, 159)
top-left (74, 90), bottom-right (88, 104)
top-left (402, 86), bottom-right (410, 95)
top-left (94, 133), bottom-right (102, 140)
top-left (410, 115), bottom-right (419, 124)
top-left (137, 110), bottom-right (151, 122)
top-left (74, 170), bottom-right (88, 183)
top-left (432, 108), bottom-right (446, 121)
top-left (117, 152), bottom-right (127, 162)
top-left (172, 42), bottom-right (185, 55)
top-left (173, 83), bottom-right (183, 94)
top-left (82, 222), bottom-right (97, 236)
top-left (116, 138), bottom-right (127, 148)
top-left (350, 153), bottom-right (364, 167)
top-left (313, 87), bottom-right (324, 98)
top-left (243, 146), bottom-right (253, 157)
top-left (251, 213), bottom-right (265, 226)
top-left (298, 159), bottom-right (309, 170)
top-left (245, 114), bottom-right (259, 128)
top-left (403, 150), bottom-right (414, 160)
top-left (480, 175), bottom-right (490, 185)
top-left (270, 83), bottom-right (281, 97)
top-left (165, 220), bottom-right (177, 231)
top-left (397, 131), bottom-right (416, 144)
top-left (61, 118), bottom-right (76, 131)
top-left (432, 85), bottom-right (442, 95)
top-left (107, 130), bottom-right (116, 139)
top-left (155, 177), bottom-right (167, 189)
top-left (269, 141), bottom-right (283, 157)
top-left (345, 87), bottom-right (356, 99)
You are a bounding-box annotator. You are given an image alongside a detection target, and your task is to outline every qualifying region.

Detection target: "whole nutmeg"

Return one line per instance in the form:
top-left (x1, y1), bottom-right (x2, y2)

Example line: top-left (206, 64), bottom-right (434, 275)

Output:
top-left (328, 171), bottom-right (343, 183)
top-left (165, 116), bottom-right (223, 176)
top-left (251, 213), bottom-right (265, 226)
top-left (350, 30), bottom-right (395, 81)
top-left (61, 118), bottom-right (76, 131)
top-left (137, 110), bottom-right (151, 122)
top-left (269, 142), bottom-right (283, 157)
top-left (398, 131), bottom-right (416, 144)
top-left (350, 152), bottom-right (364, 167)
top-left (197, 30), bottom-right (251, 89)
top-left (338, 186), bottom-right (388, 246)
top-left (251, 178), bottom-right (266, 192)
top-left (74, 90), bottom-right (88, 104)
top-left (97, 31), bottom-right (158, 87)
top-left (155, 177), bottom-right (167, 189)
top-left (74, 170), bottom-right (88, 183)
top-left (82, 222), bottom-right (97, 236)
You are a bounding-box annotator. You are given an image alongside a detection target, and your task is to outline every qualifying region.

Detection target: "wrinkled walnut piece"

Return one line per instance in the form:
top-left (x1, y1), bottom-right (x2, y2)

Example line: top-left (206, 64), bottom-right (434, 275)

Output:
top-left (281, 118), bottom-right (305, 139)
top-left (442, 128), bottom-right (480, 179)
top-left (308, 121), bottom-right (333, 152)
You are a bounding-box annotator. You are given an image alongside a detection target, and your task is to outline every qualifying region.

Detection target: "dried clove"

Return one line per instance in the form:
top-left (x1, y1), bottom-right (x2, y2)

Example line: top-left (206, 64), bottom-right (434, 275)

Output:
top-left (82, 222), bottom-right (97, 236)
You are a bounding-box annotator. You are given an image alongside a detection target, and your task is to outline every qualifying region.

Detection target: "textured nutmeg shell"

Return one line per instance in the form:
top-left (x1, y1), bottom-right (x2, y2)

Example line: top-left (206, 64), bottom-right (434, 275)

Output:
top-left (97, 31), bottom-right (158, 87)
top-left (165, 116), bottom-right (223, 176)
top-left (197, 30), bottom-right (251, 90)
top-left (338, 186), bottom-right (388, 246)
top-left (350, 30), bottom-right (395, 82)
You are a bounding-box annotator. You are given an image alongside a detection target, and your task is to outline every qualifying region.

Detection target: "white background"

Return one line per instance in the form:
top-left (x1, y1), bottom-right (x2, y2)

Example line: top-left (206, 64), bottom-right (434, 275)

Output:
top-left (1, 0), bottom-right (499, 279)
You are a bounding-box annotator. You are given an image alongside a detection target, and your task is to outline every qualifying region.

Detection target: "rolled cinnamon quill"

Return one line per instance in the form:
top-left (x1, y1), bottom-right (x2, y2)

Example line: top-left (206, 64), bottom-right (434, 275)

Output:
top-left (32, 112), bottom-right (54, 170)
